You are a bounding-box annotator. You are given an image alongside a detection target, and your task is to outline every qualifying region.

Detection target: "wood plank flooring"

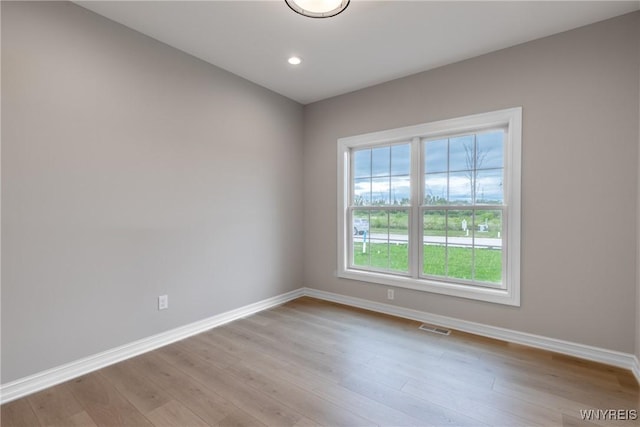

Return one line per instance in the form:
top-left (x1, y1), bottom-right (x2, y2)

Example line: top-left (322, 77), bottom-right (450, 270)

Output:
top-left (2, 297), bottom-right (638, 426)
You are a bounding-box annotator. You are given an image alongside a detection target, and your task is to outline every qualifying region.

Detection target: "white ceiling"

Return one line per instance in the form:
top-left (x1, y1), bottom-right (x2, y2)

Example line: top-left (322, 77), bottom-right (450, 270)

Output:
top-left (76, 1), bottom-right (640, 105)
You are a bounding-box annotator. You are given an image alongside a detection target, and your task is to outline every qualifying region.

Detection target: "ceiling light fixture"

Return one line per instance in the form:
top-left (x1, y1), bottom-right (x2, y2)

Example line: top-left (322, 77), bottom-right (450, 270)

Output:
top-left (288, 56), bottom-right (302, 65)
top-left (285, 0), bottom-right (350, 18)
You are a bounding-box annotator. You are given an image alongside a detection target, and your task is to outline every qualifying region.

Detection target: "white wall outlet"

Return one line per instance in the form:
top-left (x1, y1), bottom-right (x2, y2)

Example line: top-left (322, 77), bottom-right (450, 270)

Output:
top-left (387, 289), bottom-right (394, 300)
top-left (158, 294), bottom-right (168, 310)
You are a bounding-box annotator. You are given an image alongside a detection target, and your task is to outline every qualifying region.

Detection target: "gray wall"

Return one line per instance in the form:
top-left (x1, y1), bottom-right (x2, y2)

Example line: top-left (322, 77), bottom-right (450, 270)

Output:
top-left (2, 1), bottom-right (639, 386)
top-left (1, 1), bottom-right (303, 383)
top-left (303, 12), bottom-right (640, 354)
top-left (637, 34), bottom-right (640, 366)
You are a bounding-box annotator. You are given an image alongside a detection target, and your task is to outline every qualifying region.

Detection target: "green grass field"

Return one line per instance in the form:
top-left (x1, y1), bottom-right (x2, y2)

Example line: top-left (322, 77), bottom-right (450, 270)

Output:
top-left (355, 209), bottom-right (503, 239)
top-left (368, 228), bottom-right (501, 239)
top-left (353, 243), bottom-right (501, 283)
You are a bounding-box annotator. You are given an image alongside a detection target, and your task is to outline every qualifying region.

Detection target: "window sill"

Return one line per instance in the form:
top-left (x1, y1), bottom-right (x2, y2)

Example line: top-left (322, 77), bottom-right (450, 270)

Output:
top-left (338, 268), bottom-right (520, 306)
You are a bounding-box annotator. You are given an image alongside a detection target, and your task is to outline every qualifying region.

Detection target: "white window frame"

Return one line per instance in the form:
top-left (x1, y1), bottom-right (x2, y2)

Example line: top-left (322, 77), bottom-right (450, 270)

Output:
top-left (337, 107), bottom-right (521, 306)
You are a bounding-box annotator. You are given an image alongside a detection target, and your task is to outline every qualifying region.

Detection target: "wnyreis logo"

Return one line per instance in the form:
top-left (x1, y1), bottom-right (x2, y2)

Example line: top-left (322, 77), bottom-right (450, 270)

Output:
top-left (580, 409), bottom-right (638, 421)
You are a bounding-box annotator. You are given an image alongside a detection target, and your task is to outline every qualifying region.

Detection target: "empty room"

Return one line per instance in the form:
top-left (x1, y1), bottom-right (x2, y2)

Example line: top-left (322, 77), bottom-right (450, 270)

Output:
top-left (1, 1), bottom-right (639, 426)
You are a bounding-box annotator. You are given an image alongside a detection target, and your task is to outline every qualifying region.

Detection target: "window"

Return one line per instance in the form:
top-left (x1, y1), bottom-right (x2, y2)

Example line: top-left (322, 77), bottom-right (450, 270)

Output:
top-left (338, 108), bottom-right (521, 305)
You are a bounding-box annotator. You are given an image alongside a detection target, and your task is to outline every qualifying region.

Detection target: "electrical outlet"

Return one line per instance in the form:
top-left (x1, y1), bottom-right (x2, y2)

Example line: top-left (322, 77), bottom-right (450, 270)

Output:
top-left (387, 289), bottom-right (394, 300)
top-left (158, 294), bottom-right (168, 310)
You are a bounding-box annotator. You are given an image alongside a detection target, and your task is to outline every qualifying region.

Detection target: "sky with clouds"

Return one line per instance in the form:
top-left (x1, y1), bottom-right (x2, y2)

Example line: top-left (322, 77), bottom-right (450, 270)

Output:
top-left (353, 130), bottom-right (504, 205)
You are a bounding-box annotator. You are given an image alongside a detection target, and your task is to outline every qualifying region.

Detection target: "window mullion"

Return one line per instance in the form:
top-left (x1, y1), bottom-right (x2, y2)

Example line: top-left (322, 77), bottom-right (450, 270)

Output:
top-left (472, 134), bottom-right (477, 281)
top-left (410, 137), bottom-right (421, 279)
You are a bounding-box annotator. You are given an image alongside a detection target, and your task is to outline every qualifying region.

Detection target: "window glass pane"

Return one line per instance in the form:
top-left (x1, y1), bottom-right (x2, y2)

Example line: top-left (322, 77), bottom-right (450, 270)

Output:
top-left (477, 131), bottom-right (504, 170)
top-left (353, 149), bottom-right (371, 179)
top-left (372, 146), bottom-right (391, 177)
top-left (448, 171), bottom-right (472, 204)
top-left (353, 177), bottom-right (371, 205)
top-left (389, 209), bottom-right (409, 237)
top-left (476, 169), bottom-right (503, 204)
top-left (369, 210), bottom-right (390, 269)
top-left (473, 210), bottom-right (502, 284)
top-left (391, 175), bottom-right (410, 206)
top-left (448, 209), bottom-right (473, 239)
top-left (389, 209), bottom-right (409, 272)
top-left (369, 210), bottom-right (387, 238)
top-left (423, 210), bottom-right (446, 276)
top-left (424, 139), bottom-right (447, 174)
top-left (446, 210), bottom-right (473, 280)
top-left (391, 144), bottom-right (411, 176)
top-left (352, 210), bottom-right (370, 237)
top-left (449, 135), bottom-right (474, 172)
top-left (352, 210), bottom-right (371, 268)
top-left (371, 177), bottom-right (390, 205)
top-left (424, 173), bottom-right (447, 205)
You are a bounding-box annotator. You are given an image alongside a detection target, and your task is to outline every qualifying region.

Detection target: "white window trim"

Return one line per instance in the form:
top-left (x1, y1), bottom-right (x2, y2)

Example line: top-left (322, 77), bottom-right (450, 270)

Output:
top-left (337, 107), bottom-right (522, 306)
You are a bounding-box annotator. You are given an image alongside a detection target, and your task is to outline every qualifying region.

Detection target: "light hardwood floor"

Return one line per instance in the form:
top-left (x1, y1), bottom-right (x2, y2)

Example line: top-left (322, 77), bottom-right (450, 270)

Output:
top-left (1, 297), bottom-right (638, 427)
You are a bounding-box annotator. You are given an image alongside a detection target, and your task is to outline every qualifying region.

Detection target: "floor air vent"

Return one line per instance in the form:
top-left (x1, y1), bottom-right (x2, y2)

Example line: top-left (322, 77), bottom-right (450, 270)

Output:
top-left (419, 324), bottom-right (451, 335)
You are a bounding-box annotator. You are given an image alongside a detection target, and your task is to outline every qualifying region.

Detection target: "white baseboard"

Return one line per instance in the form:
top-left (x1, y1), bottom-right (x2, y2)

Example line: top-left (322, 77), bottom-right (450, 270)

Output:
top-left (0, 288), bottom-right (304, 404)
top-left (2, 286), bottom-right (638, 404)
top-left (632, 356), bottom-right (640, 385)
top-left (303, 288), bottom-right (640, 382)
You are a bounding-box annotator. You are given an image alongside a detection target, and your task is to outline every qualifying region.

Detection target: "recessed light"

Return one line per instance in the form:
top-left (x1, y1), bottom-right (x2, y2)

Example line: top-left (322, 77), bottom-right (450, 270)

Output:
top-left (285, 0), bottom-right (350, 18)
top-left (288, 56), bottom-right (302, 65)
